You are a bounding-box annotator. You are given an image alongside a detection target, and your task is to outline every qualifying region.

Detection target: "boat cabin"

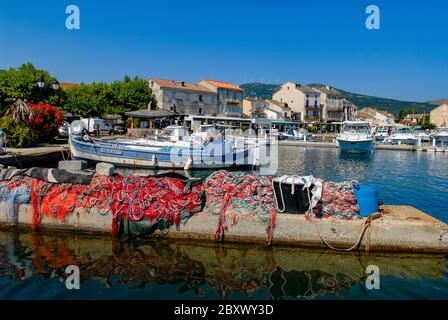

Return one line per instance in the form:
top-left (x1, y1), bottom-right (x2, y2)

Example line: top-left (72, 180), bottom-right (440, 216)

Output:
top-left (341, 121), bottom-right (371, 134)
top-left (157, 125), bottom-right (190, 142)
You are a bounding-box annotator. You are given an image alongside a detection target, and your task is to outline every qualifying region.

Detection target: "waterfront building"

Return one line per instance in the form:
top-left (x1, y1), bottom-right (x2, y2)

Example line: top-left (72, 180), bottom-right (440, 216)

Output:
top-left (272, 82), bottom-right (321, 122)
top-left (401, 114), bottom-right (424, 126)
top-left (265, 99), bottom-right (292, 120)
top-left (430, 104), bottom-right (448, 127)
top-left (148, 78), bottom-right (218, 115)
top-left (243, 98), bottom-right (268, 118)
top-left (358, 107), bottom-right (395, 125)
top-left (198, 80), bottom-right (244, 117)
top-left (343, 99), bottom-right (357, 121)
top-left (312, 86), bottom-right (345, 123)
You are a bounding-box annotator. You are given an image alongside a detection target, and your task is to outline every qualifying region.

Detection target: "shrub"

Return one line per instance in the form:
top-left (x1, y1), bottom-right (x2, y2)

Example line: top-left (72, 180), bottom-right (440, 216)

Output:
top-left (28, 103), bottom-right (64, 142)
top-left (0, 117), bottom-right (40, 148)
top-left (0, 101), bottom-right (64, 147)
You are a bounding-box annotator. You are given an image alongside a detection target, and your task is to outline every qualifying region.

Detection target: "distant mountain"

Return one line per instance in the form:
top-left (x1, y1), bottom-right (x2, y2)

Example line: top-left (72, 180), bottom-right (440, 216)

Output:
top-left (240, 83), bottom-right (280, 99)
top-left (337, 89), bottom-right (435, 115)
top-left (240, 82), bottom-right (436, 116)
top-left (427, 98), bottom-right (448, 106)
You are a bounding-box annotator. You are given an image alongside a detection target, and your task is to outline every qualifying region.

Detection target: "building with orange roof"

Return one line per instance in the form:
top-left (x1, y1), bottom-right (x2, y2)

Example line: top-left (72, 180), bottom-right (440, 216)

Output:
top-left (198, 80), bottom-right (244, 117)
top-left (149, 78), bottom-right (218, 115)
top-left (59, 82), bottom-right (81, 90)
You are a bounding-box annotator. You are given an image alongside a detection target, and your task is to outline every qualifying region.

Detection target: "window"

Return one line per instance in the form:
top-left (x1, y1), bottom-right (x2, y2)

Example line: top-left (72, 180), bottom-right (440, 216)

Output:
top-left (199, 108), bottom-right (202, 114)
top-left (306, 100), bottom-right (309, 108)
top-left (199, 95), bottom-right (203, 102)
top-left (306, 94), bottom-right (309, 98)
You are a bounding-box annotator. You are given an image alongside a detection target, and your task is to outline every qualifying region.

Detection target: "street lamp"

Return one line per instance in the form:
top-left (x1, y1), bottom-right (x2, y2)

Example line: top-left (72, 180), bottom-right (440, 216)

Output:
top-left (52, 80), bottom-right (60, 91)
top-left (37, 77), bottom-right (45, 90)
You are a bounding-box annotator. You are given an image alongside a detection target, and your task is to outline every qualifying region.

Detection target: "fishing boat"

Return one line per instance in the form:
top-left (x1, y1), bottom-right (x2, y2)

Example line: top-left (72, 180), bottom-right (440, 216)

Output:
top-left (336, 121), bottom-right (375, 153)
top-left (387, 126), bottom-right (418, 145)
top-left (69, 122), bottom-right (252, 170)
top-left (431, 127), bottom-right (448, 144)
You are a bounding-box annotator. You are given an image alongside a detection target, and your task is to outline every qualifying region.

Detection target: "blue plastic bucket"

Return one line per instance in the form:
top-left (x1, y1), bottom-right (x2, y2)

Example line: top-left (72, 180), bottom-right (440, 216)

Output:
top-left (353, 184), bottom-right (379, 217)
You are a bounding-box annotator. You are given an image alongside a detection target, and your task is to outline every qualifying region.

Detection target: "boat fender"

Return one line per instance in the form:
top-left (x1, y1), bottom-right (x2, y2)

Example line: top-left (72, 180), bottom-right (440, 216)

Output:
top-left (82, 133), bottom-right (92, 143)
top-left (184, 156), bottom-right (193, 171)
top-left (151, 154), bottom-right (158, 168)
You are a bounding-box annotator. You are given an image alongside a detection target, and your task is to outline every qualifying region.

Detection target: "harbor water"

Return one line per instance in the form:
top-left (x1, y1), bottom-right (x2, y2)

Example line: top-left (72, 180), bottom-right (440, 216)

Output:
top-left (1, 145), bottom-right (448, 299)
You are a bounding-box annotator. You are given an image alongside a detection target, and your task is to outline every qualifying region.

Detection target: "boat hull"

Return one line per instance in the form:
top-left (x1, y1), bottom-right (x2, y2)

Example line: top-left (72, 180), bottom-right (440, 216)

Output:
top-left (389, 138), bottom-right (418, 145)
top-left (337, 139), bottom-right (374, 153)
top-left (69, 136), bottom-right (252, 169)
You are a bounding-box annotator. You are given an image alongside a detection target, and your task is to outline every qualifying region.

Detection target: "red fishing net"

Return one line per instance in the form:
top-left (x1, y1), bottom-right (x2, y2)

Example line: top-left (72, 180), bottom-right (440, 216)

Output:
top-left (28, 174), bottom-right (205, 235)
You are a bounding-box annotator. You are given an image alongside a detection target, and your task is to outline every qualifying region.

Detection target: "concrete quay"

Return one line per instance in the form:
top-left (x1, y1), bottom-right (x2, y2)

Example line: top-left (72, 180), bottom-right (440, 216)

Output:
top-left (0, 203), bottom-right (447, 254)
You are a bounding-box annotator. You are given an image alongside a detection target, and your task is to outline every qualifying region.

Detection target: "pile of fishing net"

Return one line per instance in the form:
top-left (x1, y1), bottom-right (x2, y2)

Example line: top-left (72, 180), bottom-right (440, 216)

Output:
top-left (202, 170), bottom-right (277, 244)
top-left (30, 174), bottom-right (205, 235)
top-left (306, 181), bottom-right (361, 221)
top-left (0, 170), bottom-right (205, 236)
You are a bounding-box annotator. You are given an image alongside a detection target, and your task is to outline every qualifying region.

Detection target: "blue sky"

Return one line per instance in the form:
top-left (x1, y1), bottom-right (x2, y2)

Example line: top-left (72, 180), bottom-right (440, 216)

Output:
top-left (0, 0), bottom-right (447, 101)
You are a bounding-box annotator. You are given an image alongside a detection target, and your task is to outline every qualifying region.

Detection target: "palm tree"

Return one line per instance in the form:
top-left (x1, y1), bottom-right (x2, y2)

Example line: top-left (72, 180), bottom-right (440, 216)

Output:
top-left (5, 99), bottom-right (34, 123)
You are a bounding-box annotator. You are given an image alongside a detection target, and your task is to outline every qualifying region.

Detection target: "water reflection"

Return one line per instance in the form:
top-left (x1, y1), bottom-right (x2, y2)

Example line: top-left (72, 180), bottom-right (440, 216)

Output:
top-left (0, 230), bottom-right (447, 299)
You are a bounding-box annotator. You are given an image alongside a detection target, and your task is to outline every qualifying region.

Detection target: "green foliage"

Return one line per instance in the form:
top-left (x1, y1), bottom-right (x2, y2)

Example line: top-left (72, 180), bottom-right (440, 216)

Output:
top-left (0, 63), bottom-right (65, 112)
top-left (0, 117), bottom-right (39, 148)
top-left (240, 83), bottom-right (280, 99)
top-left (398, 109), bottom-right (416, 121)
top-left (418, 114), bottom-right (437, 130)
top-left (0, 100), bottom-right (63, 148)
top-left (64, 76), bottom-right (156, 117)
top-left (329, 90), bottom-right (434, 116)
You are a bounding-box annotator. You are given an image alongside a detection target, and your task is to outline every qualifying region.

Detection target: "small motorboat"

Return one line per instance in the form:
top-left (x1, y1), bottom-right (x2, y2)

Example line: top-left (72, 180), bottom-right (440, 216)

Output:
top-left (279, 128), bottom-right (315, 141)
top-left (69, 122), bottom-right (253, 170)
top-left (336, 121), bottom-right (375, 153)
top-left (413, 126), bottom-right (431, 143)
top-left (278, 129), bottom-right (300, 141)
top-left (374, 125), bottom-right (391, 143)
top-left (387, 126), bottom-right (418, 145)
top-left (431, 127), bottom-right (448, 145)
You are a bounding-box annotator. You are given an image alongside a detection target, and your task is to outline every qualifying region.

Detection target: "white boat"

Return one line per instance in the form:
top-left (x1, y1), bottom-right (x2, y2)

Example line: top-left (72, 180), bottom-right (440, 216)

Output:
top-left (336, 121), bottom-right (375, 153)
top-left (279, 128), bottom-right (315, 141)
top-left (413, 127), bottom-right (431, 142)
top-left (374, 125), bottom-right (391, 143)
top-left (69, 122), bottom-right (252, 170)
top-left (431, 128), bottom-right (448, 144)
top-left (387, 126), bottom-right (418, 145)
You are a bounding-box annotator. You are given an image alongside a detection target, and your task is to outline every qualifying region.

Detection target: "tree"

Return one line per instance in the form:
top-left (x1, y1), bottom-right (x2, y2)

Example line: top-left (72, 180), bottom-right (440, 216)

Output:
top-left (64, 82), bottom-right (111, 117)
top-left (0, 63), bottom-right (65, 112)
top-left (107, 76), bottom-right (156, 114)
top-left (418, 114), bottom-right (436, 130)
top-left (398, 108), bottom-right (415, 122)
top-left (63, 76), bottom-right (156, 117)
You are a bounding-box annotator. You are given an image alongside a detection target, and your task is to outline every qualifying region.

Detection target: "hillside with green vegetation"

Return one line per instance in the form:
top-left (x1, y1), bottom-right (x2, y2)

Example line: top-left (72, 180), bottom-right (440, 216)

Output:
top-left (337, 89), bottom-right (436, 115)
top-left (240, 83), bottom-right (279, 99)
top-left (240, 82), bottom-right (436, 116)
top-left (427, 98), bottom-right (448, 106)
